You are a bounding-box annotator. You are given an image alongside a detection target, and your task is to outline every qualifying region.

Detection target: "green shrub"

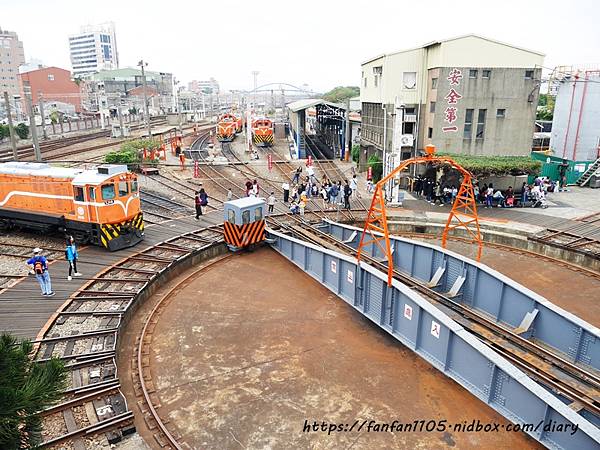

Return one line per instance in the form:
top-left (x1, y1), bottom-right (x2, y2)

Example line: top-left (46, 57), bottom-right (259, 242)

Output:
top-left (0, 124), bottom-right (8, 140)
top-left (15, 123), bottom-right (29, 139)
top-left (351, 144), bottom-right (360, 163)
top-left (104, 138), bottom-right (161, 167)
top-left (437, 153), bottom-right (541, 177)
top-left (368, 154), bottom-right (383, 182)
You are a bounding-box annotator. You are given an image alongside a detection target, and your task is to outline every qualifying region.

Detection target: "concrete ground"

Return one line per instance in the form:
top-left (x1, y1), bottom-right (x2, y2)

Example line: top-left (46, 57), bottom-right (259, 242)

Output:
top-left (143, 248), bottom-right (540, 449)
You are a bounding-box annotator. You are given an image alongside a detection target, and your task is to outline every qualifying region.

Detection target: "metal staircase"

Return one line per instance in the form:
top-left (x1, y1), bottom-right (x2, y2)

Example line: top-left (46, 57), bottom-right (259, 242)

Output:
top-left (576, 157), bottom-right (600, 186)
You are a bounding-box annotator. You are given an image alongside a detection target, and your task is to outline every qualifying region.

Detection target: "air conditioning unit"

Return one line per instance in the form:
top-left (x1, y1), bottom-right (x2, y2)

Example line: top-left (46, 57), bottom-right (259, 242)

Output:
top-left (400, 134), bottom-right (414, 147)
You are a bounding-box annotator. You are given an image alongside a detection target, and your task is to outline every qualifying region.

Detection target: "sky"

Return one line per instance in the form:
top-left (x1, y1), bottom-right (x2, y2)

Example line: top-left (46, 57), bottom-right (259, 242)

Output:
top-left (3, 0), bottom-right (600, 93)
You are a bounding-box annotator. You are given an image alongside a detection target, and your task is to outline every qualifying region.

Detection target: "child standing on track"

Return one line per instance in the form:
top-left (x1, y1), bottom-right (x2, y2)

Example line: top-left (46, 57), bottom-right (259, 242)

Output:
top-left (65, 236), bottom-right (82, 281)
top-left (26, 248), bottom-right (55, 297)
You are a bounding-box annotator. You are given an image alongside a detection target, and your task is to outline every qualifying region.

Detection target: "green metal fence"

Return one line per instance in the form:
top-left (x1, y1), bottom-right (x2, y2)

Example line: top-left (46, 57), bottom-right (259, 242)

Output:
top-left (530, 152), bottom-right (596, 185)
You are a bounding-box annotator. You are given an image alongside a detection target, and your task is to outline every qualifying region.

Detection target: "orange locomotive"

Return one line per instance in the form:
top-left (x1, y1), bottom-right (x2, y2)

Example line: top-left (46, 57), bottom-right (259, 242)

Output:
top-left (216, 115), bottom-right (236, 142)
top-left (0, 162), bottom-right (144, 250)
top-left (219, 113), bottom-right (243, 134)
top-left (251, 118), bottom-right (274, 147)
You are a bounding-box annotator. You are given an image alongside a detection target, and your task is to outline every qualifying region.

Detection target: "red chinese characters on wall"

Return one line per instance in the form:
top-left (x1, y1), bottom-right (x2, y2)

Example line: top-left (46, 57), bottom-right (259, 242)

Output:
top-left (442, 68), bottom-right (463, 133)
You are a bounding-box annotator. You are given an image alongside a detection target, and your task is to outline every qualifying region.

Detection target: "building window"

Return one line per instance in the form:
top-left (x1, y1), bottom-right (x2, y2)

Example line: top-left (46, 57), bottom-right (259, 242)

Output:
top-left (428, 127), bottom-right (433, 139)
top-left (47, 74), bottom-right (54, 81)
top-left (364, 78), bottom-right (367, 88)
top-left (525, 70), bottom-right (534, 79)
top-left (431, 77), bottom-right (438, 89)
top-left (482, 69), bottom-right (491, 79)
top-left (405, 107), bottom-right (415, 114)
top-left (374, 75), bottom-right (378, 87)
top-left (430, 101), bottom-right (436, 113)
top-left (469, 69), bottom-right (478, 78)
top-left (496, 108), bottom-right (506, 118)
top-left (403, 72), bottom-right (416, 89)
top-left (464, 109), bottom-right (473, 139)
top-left (476, 109), bottom-right (487, 139)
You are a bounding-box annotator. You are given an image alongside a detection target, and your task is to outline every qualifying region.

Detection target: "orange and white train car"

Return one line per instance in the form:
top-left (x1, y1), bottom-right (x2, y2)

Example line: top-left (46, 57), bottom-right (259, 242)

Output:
top-left (216, 115), bottom-right (236, 142)
top-left (251, 118), bottom-right (274, 147)
top-left (0, 162), bottom-right (144, 250)
top-left (219, 113), bottom-right (243, 133)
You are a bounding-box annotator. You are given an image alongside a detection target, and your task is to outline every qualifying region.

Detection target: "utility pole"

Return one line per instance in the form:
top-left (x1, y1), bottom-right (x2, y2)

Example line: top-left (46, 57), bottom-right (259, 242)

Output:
top-left (345, 98), bottom-right (351, 162)
top-left (3, 91), bottom-right (19, 160)
top-left (138, 59), bottom-right (151, 138)
top-left (38, 92), bottom-right (47, 140)
top-left (251, 71), bottom-right (259, 109)
top-left (117, 101), bottom-right (124, 138)
top-left (23, 82), bottom-right (41, 161)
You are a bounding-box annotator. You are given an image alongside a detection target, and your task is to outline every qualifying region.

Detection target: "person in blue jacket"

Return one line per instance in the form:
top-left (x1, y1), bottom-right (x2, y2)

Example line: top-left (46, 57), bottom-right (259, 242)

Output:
top-left (26, 248), bottom-right (55, 296)
top-left (65, 235), bottom-right (82, 281)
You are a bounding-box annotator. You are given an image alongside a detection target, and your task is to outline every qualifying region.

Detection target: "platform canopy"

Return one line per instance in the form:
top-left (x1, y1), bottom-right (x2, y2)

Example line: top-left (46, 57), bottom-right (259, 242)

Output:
top-left (286, 99), bottom-right (347, 160)
top-left (286, 99), bottom-right (346, 113)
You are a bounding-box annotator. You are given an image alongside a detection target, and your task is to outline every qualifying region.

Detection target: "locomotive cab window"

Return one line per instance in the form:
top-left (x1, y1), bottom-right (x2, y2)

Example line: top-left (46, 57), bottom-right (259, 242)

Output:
top-left (254, 207), bottom-right (262, 221)
top-left (101, 184), bottom-right (115, 200)
top-left (118, 181), bottom-right (128, 197)
top-left (130, 179), bottom-right (138, 192)
top-left (87, 187), bottom-right (96, 201)
top-left (228, 210), bottom-right (235, 223)
top-left (73, 186), bottom-right (84, 202)
top-left (242, 210), bottom-right (250, 224)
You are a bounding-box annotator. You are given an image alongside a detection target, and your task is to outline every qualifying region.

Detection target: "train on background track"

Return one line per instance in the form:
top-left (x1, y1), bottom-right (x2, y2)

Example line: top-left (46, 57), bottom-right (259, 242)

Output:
top-left (216, 113), bottom-right (243, 142)
top-left (0, 162), bottom-right (144, 250)
top-left (251, 118), bottom-right (274, 147)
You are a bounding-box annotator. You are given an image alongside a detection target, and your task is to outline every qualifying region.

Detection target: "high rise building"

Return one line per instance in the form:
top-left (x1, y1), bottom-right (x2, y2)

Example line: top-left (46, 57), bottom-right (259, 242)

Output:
top-left (188, 78), bottom-right (219, 94)
top-left (68, 22), bottom-right (118, 78)
top-left (0, 27), bottom-right (26, 96)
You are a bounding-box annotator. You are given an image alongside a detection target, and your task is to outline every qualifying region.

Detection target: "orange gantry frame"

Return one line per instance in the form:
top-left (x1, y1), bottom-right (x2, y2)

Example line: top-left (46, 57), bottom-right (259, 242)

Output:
top-left (356, 144), bottom-right (483, 286)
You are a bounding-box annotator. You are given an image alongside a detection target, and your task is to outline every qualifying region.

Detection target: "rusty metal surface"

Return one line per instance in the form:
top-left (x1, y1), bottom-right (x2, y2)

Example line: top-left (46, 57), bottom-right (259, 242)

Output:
top-left (143, 248), bottom-right (540, 449)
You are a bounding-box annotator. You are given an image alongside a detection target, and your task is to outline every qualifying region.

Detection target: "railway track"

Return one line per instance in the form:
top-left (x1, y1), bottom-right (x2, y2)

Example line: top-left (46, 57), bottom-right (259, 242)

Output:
top-left (283, 223), bottom-right (600, 420)
top-left (531, 228), bottom-right (600, 259)
top-left (139, 189), bottom-right (194, 216)
top-left (0, 117), bottom-right (167, 162)
top-left (39, 384), bottom-right (134, 449)
top-left (32, 225), bottom-right (227, 447)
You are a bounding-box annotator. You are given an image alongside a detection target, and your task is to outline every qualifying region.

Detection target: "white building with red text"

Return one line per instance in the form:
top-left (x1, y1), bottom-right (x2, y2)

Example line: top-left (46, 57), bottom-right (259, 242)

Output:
top-left (359, 35), bottom-right (544, 170)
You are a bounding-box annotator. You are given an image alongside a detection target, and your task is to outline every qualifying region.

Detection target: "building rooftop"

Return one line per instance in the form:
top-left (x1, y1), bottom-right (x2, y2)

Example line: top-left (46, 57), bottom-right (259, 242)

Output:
top-left (362, 33), bottom-right (545, 65)
top-left (287, 99), bottom-right (346, 113)
top-left (85, 67), bottom-right (171, 82)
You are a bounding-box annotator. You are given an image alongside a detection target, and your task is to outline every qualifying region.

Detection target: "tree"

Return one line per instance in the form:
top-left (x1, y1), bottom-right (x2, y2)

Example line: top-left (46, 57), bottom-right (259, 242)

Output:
top-left (537, 94), bottom-right (555, 121)
top-left (15, 123), bottom-right (29, 140)
top-left (0, 333), bottom-right (67, 449)
top-left (368, 154), bottom-right (383, 182)
top-left (49, 111), bottom-right (59, 125)
top-left (322, 86), bottom-right (360, 104)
